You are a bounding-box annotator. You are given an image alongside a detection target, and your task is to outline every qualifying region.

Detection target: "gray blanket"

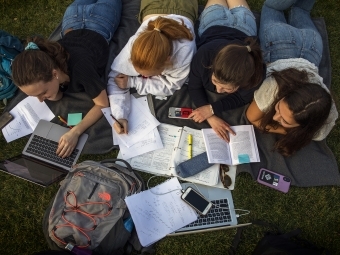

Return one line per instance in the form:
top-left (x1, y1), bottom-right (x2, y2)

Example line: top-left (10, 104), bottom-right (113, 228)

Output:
top-left (5, 0), bottom-right (339, 187)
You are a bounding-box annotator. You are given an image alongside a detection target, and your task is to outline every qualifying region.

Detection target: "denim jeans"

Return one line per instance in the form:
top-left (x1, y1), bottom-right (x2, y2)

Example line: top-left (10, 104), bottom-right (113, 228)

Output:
top-left (62, 0), bottom-right (122, 43)
top-left (259, 0), bottom-right (323, 66)
top-left (198, 4), bottom-right (257, 37)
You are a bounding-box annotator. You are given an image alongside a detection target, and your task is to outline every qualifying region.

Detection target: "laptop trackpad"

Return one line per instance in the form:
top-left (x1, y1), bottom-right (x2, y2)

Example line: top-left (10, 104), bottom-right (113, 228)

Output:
top-left (46, 124), bottom-right (68, 142)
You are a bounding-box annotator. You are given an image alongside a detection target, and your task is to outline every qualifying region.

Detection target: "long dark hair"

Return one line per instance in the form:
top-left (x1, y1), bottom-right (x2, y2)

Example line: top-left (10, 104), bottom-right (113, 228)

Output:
top-left (212, 37), bottom-right (264, 89)
top-left (12, 36), bottom-right (69, 87)
top-left (259, 68), bottom-right (332, 156)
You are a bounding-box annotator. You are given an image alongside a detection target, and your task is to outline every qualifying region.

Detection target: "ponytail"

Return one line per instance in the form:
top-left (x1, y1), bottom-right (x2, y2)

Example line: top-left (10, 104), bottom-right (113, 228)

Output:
top-left (212, 37), bottom-right (264, 89)
top-left (131, 16), bottom-right (193, 71)
top-left (12, 36), bottom-right (69, 87)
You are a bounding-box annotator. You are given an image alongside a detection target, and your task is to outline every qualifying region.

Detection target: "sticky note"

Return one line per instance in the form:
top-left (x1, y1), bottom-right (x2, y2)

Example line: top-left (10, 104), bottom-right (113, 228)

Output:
top-left (67, 113), bottom-right (82, 126)
top-left (238, 154), bottom-right (250, 164)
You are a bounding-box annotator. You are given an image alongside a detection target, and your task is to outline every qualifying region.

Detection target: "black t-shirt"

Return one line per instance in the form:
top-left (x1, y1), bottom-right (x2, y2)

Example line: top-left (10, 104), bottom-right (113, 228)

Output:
top-left (58, 29), bottom-right (109, 99)
top-left (188, 26), bottom-right (265, 114)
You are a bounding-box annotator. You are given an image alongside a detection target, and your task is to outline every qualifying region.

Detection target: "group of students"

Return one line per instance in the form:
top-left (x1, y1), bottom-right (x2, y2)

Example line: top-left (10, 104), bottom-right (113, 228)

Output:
top-left (11, 0), bottom-right (338, 159)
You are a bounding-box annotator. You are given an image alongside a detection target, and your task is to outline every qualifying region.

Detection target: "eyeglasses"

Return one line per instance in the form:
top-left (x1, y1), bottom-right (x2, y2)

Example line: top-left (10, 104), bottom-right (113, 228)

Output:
top-left (220, 164), bottom-right (232, 188)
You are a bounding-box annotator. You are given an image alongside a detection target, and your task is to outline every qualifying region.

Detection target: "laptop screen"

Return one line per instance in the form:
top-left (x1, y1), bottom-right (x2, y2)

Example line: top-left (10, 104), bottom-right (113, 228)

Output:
top-left (0, 155), bottom-right (66, 187)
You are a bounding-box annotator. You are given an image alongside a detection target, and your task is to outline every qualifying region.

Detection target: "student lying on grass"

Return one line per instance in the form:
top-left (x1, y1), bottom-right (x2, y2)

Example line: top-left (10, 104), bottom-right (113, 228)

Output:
top-left (187, 0), bottom-right (265, 142)
top-left (11, 0), bottom-right (122, 158)
top-left (246, 0), bottom-right (338, 156)
top-left (107, 0), bottom-right (198, 135)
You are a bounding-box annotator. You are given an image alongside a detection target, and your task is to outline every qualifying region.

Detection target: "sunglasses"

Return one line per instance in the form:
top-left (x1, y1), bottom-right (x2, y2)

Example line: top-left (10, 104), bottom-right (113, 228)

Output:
top-left (220, 164), bottom-right (232, 188)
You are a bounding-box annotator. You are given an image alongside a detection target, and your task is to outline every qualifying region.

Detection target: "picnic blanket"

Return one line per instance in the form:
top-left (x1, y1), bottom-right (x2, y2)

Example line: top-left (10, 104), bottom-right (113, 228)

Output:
top-left (4, 0), bottom-right (339, 187)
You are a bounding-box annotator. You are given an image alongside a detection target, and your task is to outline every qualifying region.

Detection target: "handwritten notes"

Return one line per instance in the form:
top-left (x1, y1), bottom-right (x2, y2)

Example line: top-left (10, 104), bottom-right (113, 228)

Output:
top-left (125, 177), bottom-right (197, 246)
top-left (2, 96), bottom-right (54, 142)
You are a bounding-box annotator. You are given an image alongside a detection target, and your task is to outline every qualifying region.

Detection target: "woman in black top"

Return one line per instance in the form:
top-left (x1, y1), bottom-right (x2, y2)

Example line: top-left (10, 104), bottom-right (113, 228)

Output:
top-left (188, 0), bottom-right (265, 141)
top-left (11, 0), bottom-right (122, 157)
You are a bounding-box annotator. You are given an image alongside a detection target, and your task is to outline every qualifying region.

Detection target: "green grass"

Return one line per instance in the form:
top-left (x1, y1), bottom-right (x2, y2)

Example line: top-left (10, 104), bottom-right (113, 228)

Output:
top-left (1, 0), bottom-right (340, 254)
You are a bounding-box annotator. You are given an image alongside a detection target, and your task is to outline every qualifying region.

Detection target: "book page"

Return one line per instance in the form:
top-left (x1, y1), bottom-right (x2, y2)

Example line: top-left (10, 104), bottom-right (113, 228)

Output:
top-left (229, 125), bottom-right (260, 165)
top-left (128, 124), bottom-right (182, 175)
top-left (201, 128), bottom-right (232, 165)
top-left (2, 96), bottom-right (54, 142)
top-left (125, 177), bottom-right (197, 247)
top-left (171, 126), bottom-right (219, 186)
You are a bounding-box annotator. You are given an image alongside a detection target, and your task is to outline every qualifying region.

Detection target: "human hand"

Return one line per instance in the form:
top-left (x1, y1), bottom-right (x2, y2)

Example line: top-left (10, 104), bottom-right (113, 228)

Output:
top-left (56, 130), bottom-right (79, 158)
top-left (206, 115), bottom-right (236, 142)
top-left (113, 119), bottom-right (128, 134)
top-left (114, 73), bottom-right (128, 89)
top-left (188, 105), bottom-right (213, 123)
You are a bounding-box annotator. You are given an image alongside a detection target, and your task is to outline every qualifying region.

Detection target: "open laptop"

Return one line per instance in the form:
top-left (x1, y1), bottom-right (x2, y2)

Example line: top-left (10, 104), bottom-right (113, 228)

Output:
top-left (0, 119), bottom-right (88, 187)
top-left (169, 182), bottom-right (251, 236)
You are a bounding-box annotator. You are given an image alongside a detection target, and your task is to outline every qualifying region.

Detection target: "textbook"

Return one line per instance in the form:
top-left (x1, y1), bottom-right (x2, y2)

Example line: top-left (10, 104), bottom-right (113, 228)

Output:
top-left (202, 125), bottom-right (260, 165)
top-left (119, 124), bottom-right (219, 186)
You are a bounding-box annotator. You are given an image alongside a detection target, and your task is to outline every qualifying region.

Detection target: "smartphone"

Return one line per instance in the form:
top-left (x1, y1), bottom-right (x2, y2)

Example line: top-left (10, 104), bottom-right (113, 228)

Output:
top-left (257, 168), bottom-right (291, 193)
top-left (0, 112), bottom-right (14, 129)
top-left (181, 187), bottom-right (213, 215)
top-left (168, 107), bottom-right (193, 119)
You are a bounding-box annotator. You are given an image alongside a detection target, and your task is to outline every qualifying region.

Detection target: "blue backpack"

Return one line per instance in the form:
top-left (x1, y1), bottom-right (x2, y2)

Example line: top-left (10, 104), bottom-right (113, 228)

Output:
top-left (0, 29), bottom-right (23, 105)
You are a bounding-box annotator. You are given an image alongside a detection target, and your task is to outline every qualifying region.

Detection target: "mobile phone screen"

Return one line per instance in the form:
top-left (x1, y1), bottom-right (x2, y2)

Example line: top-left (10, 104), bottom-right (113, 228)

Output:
top-left (183, 189), bottom-right (210, 213)
top-left (259, 169), bottom-right (280, 187)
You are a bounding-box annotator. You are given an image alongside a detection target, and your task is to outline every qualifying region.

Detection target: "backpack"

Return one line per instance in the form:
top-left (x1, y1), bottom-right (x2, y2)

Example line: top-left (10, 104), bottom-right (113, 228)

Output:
top-left (0, 29), bottom-right (23, 105)
top-left (43, 159), bottom-right (152, 255)
top-left (229, 220), bottom-right (331, 255)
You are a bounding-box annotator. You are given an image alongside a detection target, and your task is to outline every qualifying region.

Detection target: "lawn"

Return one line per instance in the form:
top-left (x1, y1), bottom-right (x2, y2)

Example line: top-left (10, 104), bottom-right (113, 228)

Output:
top-left (1, 0), bottom-right (339, 254)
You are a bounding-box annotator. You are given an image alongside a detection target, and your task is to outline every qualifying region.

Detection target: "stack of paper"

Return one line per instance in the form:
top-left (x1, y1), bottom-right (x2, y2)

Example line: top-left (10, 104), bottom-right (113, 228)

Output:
top-left (125, 177), bottom-right (197, 246)
top-left (102, 95), bottom-right (163, 159)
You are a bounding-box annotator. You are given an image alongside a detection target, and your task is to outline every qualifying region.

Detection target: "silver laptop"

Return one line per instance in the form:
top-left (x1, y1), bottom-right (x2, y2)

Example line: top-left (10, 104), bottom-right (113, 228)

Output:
top-left (169, 183), bottom-right (251, 236)
top-left (0, 119), bottom-right (88, 187)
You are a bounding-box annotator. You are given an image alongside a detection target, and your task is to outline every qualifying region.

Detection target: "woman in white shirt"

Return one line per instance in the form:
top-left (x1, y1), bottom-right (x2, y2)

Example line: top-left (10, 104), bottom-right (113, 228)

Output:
top-left (107, 0), bottom-right (198, 134)
top-left (246, 0), bottom-right (338, 156)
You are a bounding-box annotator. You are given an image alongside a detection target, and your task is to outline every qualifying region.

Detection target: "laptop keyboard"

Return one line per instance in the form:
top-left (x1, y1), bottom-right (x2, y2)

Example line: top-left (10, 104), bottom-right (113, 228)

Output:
top-left (26, 135), bottom-right (78, 168)
top-left (181, 198), bottom-right (231, 230)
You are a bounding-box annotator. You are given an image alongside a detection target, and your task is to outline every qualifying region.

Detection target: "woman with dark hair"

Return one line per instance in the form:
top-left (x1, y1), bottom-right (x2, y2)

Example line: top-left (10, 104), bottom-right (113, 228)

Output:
top-left (187, 0), bottom-right (266, 142)
top-left (11, 0), bottom-right (122, 158)
top-left (246, 0), bottom-right (338, 156)
top-left (107, 0), bottom-right (198, 134)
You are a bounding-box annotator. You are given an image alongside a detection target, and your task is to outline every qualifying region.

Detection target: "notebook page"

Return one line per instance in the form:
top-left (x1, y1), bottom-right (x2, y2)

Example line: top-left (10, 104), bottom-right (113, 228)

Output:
top-left (125, 177), bottom-right (197, 247)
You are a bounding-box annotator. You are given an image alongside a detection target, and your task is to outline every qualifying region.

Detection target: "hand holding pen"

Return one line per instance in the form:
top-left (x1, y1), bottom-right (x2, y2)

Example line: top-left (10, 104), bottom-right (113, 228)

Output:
top-left (111, 114), bottom-right (128, 134)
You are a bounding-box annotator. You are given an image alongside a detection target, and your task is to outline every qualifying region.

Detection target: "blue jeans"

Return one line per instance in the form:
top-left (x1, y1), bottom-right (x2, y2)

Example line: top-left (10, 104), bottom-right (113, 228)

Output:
top-left (259, 0), bottom-right (323, 66)
top-left (198, 4), bottom-right (257, 37)
top-left (62, 0), bottom-right (122, 43)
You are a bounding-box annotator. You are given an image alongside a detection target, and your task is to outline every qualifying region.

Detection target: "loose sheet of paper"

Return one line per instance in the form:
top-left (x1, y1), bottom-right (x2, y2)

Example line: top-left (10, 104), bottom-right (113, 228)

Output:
top-left (2, 96), bottom-right (54, 142)
top-left (128, 124), bottom-right (182, 174)
top-left (114, 96), bottom-right (160, 148)
top-left (125, 177), bottom-right (197, 247)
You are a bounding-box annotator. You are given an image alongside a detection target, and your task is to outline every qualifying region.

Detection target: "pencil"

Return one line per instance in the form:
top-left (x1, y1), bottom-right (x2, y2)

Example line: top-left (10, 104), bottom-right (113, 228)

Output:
top-left (110, 114), bottom-right (123, 128)
top-left (58, 115), bottom-right (72, 129)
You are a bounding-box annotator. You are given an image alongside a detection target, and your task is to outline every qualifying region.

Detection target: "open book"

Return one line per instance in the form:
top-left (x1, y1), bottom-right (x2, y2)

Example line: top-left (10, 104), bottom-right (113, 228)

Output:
top-left (119, 124), bottom-right (219, 186)
top-left (202, 125), bottom-right (260, 165)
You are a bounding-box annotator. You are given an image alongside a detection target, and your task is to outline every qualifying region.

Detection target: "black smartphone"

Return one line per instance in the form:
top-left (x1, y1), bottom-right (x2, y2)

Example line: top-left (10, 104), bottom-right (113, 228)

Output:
top-left (0, 112), bottom-right (14, 129)
top-left (181, 187), bottom-right (213, 215)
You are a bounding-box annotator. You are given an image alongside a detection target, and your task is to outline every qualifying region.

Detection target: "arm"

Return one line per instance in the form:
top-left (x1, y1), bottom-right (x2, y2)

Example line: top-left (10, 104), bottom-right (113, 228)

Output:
top-left (246, 100), bottom-right (286, 135)
top-left (57, 89), bottom-right (109, 157)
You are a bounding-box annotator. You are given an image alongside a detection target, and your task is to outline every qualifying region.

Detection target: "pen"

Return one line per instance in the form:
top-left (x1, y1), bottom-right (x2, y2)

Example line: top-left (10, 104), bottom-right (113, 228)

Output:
top-left (188, 134), bottom-right (192, 159)
top-left (110, 114), bottom-right (123, 128)
top-left (58, 115), bottom-right (72, 129)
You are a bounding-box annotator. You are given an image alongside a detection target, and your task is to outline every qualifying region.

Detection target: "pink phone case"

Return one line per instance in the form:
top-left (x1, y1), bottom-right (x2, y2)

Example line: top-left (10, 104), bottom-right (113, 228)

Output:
top-left (257, 168), bottom-right (291, 193)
